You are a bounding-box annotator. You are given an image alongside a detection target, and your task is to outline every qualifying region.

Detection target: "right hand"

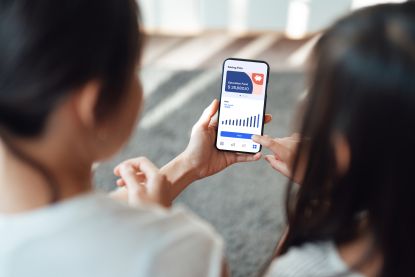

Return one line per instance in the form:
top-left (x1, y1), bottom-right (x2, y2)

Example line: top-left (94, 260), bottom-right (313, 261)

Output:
top-left (182, 99), bottom-right (272, 180)
top-left (113, 157), bottom-right (172, 208)
top-left (252, 134), bottom-right (304, 185)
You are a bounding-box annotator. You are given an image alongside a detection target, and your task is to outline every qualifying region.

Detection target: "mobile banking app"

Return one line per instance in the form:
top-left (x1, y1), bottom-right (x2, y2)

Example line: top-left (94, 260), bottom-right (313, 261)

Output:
top-left (216, 59), bottom-right (268, 153)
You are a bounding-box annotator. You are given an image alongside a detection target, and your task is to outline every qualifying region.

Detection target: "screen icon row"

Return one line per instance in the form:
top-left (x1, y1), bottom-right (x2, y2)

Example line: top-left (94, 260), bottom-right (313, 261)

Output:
top-left (219, 141), bottom-right (258, 150)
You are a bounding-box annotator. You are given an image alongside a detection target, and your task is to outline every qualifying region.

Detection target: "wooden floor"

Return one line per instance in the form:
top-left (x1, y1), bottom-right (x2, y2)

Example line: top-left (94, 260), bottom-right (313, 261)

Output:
top-left (142, 32), bottom-right (319, 71)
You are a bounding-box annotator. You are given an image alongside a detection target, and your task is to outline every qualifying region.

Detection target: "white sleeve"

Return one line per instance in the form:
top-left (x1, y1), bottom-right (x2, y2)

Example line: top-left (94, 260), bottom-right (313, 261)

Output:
top-left (143, 207), bottom-right (224, 277)
top-left (265, 243), bottom-right (328, 277)
top-left (265, 242), bottom-right (360, 277)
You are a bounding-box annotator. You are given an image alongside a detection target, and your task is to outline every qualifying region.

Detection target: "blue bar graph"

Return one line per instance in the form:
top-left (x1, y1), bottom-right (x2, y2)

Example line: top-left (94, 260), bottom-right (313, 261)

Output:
top-left (221, 114), bottom-right (261, 128)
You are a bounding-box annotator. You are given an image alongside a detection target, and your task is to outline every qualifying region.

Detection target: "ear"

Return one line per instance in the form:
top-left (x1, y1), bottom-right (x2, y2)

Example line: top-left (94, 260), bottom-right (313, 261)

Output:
top-left (333, 134), bottom-right (351, 176)
top-left (72, 81), bottom-right (101, 129)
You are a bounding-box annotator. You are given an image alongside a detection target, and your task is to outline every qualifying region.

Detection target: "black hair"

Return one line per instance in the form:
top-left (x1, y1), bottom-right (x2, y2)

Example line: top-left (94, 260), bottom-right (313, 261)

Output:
top-left (280, 2), bottom-right (415, 277)
top-left (0, 0), bottom-right (142, 201)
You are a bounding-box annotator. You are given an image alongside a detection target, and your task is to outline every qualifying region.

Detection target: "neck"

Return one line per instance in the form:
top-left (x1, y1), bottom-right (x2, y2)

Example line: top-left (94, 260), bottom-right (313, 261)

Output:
top-left (0, 140), bottom-right (93, 214)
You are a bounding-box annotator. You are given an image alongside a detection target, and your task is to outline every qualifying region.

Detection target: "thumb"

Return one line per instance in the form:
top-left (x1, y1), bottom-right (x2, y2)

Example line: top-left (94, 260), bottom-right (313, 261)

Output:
top-left (197, 99), bottom-right (219, 129)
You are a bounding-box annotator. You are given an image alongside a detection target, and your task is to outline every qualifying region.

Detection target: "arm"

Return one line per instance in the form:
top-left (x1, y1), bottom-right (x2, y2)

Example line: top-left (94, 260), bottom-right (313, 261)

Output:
top-left (110, 152), bottom-right (199, 204)
top-left (159, 152), bottom-right (198, 201)
top-left (111, 99), bottom-right (272, 206)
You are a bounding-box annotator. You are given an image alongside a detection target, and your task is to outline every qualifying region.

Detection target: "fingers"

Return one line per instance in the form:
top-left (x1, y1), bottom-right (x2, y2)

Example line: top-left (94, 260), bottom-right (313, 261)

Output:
top-left (264, 155), bottom-right (292, 178)
top-left (196, 99), bottom-right (219, 129)
top-left (224, 152), bottom-right (261, 165)
top-left (119, 163), bottom-right (147, 202)
top-left (124, 157), bottom-right (160, 180)
top-left (115, 157), bottom-right (163, 192)
top-left (116, 178), bottom-right (125, 186)
top-left (116, 157), bottom-right (169, 207)
top-left (264, 114), bottom-right (272, 124)
top-left (116, 172), bottom-right (145, 187)
top-left (114, 165), bottom-right (121, 177)
top-left (291, 133), bottom-right (300, 141)
top-left (233, 152), bottom-right (262, 163)
top-left (252, 135), bottom-right (289, 160)
top-left (209, 111), bottom-right (219, 128)
top-left (278, 133), bottom-right (300, 144)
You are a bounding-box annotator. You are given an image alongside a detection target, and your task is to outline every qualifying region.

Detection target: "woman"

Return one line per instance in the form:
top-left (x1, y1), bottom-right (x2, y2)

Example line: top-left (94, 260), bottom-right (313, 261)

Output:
top-left (112, 3), bottom-right (415, 276)
top-left (253, 2), bottom-right (415, 277)
top-left (0, 0), bottom-right (271, 276)
top-left (2, 1), bottom-right (414, 277)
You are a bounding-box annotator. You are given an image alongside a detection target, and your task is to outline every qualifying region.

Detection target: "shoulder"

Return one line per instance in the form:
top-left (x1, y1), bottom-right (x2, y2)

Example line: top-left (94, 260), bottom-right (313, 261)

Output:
top-left (142, 205), bottom-right (224, 277)
top-left (98, 199), bottom-right (224, 277)
top-left (0, 194), bottom-right (224, 277)
top-left (98, 196), bottom-right (222, 244)
top-left (266, 241), bottom-right (363, 277)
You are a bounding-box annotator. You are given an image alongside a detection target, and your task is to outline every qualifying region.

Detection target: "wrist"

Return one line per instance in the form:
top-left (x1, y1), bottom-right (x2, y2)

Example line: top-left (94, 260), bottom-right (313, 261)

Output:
top-left (160, 151), bottom-right (199, 202)
top-left (179, 149), bottom-right (203, 179)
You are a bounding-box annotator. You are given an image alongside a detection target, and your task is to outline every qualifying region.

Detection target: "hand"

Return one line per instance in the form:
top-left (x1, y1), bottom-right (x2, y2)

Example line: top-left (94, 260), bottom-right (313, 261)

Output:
top-left (183, 99), bottom-right (272, 179)
top-left (113, 157), bottom-right (172, 208)
top-left (252, 134), bottom-right (304, 185)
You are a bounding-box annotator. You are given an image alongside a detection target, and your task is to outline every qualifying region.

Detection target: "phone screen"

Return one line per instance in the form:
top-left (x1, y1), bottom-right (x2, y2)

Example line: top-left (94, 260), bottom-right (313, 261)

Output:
top-left (216, 58), bottom-right (269, 154)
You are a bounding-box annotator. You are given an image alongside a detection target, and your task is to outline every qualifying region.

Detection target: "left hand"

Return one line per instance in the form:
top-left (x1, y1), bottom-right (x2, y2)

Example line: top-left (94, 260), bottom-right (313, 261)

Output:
top-left (112, 157), bottom-right (172, 208)
top-left (183, 99), bottom-right (272, 180)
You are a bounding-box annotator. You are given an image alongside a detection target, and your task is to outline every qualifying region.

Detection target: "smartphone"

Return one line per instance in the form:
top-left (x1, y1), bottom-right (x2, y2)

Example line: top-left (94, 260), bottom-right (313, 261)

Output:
top-left (216, 58), bottom-right (270, 154)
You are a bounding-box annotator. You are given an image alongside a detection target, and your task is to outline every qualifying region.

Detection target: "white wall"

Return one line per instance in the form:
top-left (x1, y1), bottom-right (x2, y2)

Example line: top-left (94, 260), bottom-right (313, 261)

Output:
top-left (137, 0), bottom-right (405, 35)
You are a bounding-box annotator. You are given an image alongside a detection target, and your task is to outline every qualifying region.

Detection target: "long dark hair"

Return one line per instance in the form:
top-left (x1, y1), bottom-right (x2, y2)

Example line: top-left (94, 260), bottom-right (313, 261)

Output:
top-left (280, 2), bottom-right (415, 276)
top-left (0, 0), bottom-right (143, 201)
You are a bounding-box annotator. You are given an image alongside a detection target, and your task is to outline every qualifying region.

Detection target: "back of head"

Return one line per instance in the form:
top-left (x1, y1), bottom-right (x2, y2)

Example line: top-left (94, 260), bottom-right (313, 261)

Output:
top-left (0, 0), bottom-right (142, 202)
top-left (282, 2), bottom-right (415, 276)
top-left (0, 0), bottom-right (140, 137)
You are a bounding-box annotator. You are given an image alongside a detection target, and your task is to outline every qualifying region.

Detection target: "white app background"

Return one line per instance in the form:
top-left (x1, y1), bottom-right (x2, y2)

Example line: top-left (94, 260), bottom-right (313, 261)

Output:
top-left (217, 60), bottom-right (268, 153)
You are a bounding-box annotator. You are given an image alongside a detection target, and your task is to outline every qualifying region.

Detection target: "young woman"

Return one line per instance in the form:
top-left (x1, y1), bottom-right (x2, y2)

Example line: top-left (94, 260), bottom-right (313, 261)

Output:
top-left (102, 3), bottom-right (415, 276)
top-left (252, 2), bottom-right (415, 277)
top-left (0, 0), bottom-right (271, 276)
top-left (2, 1), bottom-right (414, 277)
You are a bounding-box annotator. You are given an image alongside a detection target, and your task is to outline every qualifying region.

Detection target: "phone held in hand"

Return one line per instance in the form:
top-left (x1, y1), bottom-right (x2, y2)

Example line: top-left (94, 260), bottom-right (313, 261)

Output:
top-left (216, 58), bottom-right (270, 154)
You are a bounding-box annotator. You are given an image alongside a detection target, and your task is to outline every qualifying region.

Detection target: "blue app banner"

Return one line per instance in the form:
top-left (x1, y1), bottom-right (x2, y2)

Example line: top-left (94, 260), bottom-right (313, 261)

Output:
top-left (225, 71), bottom-right (253, 94)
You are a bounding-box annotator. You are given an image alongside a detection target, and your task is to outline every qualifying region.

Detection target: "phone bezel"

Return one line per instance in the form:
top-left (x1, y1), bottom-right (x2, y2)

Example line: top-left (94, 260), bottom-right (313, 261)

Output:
top-left (215, 58), bottom-right (270, 154)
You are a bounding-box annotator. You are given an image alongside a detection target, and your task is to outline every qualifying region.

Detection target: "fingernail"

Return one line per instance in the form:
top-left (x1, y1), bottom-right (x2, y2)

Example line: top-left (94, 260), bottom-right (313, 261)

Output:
top-left (252, 135), bottom-right (258, 140)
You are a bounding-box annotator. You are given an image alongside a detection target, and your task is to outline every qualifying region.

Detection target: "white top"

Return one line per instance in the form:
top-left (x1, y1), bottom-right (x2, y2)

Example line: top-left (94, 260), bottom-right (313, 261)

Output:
top-left (0, 193), bottom-right (223, 277)
top-left (266, 241), bottom-right (365, 277)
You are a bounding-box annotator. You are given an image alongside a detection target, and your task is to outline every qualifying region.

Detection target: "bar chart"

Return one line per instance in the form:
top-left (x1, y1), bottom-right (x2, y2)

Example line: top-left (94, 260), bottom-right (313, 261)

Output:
top-left (221, 114), bottom-right (261, 129)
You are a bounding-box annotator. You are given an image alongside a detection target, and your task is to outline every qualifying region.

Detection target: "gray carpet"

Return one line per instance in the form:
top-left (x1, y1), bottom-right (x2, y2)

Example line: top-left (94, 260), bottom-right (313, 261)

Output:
top-left (94, 70), bottom-right (305, 277)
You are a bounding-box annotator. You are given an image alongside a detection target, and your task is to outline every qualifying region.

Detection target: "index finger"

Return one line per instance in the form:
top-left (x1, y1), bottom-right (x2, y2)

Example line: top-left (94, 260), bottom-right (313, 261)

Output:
top-left (115, 157), bottom-right (159, 180)
top-left (264, 114), bottom-right (272, 124)
top-left (119, 164), bottom-right (143, 191)
top-left (252, 135), bottom-right (289, 161)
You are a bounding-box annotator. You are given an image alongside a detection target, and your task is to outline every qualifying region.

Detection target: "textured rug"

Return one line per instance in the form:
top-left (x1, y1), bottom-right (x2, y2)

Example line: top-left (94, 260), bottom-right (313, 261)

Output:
top-left (94, 69), bottom-right (305, 277)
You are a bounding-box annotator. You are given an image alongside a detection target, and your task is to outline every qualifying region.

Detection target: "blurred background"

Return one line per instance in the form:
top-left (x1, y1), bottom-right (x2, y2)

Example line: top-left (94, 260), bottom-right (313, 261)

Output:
top-left (94, 0), bottom-right (407, 276)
